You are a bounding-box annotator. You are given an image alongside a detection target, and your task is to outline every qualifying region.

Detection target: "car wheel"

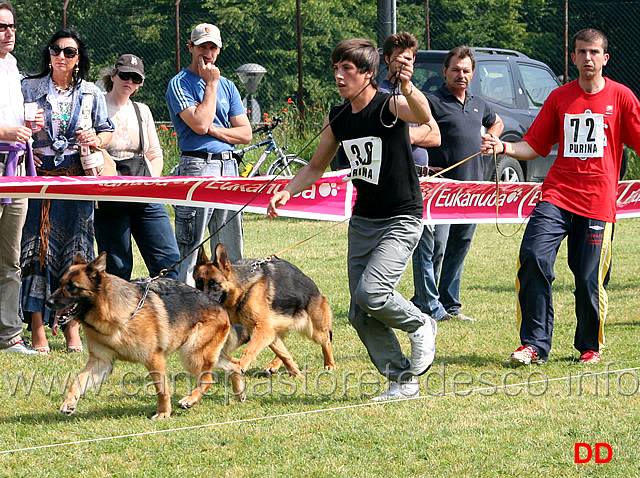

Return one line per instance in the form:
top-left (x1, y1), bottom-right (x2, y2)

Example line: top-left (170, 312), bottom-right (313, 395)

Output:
top-left (492, 156), bottom-right (524, 182)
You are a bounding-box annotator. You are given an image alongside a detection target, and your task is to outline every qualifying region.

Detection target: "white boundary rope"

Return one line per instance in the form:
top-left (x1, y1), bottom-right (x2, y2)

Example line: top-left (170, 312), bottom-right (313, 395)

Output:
top-left (2, 365), bottom-right (639, 455)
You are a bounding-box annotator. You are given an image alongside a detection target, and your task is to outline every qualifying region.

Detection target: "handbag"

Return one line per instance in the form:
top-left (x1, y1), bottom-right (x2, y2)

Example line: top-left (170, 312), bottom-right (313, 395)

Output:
top-left (99, 148), bottom-right (117, 176)
top-left (115, 102), bottom-right (151, 177)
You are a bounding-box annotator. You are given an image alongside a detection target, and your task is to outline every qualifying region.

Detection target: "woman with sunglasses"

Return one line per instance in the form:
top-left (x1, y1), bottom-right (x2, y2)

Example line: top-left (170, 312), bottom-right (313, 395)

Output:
top-left (94, 54), bottom-right (180, 280)
top-left (20, 28), bottom-right (114, 354)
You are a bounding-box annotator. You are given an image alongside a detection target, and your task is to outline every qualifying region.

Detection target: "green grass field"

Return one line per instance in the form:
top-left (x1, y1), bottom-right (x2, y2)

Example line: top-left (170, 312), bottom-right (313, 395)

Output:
top-left (1, 214), bottom-right (639, 477)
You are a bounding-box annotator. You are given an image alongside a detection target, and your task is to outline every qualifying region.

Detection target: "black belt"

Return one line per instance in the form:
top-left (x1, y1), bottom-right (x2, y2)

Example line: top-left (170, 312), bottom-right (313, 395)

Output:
top-left (0, 153), bottom-right (24, 165)
top-left (181, 150), bottom-right (235, 161)
top-left (415, 165), bottom-right (430, 177)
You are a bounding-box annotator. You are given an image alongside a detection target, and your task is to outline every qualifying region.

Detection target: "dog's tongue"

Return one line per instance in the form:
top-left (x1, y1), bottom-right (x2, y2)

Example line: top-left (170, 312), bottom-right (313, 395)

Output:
top-left (52, 305), bottom-right (77, 334)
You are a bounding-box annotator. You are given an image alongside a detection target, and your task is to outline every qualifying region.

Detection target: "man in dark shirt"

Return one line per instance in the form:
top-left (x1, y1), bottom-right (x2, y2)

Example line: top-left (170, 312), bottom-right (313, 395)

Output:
top-left (269, 38), bottom-right (437, 401)
top-left (427, 46), bottom-right (503, 322)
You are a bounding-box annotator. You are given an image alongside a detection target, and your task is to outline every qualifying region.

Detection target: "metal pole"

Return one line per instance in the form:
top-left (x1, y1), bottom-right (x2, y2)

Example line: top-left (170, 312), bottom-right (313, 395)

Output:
top-left (426, 0), bottom-right (430, 50)
top-left (296, 0), bottom-right (305, 123)
top-left (62, 0), bottom-right (70, 29)
top-left (564, 0), bottom-right (568, 84)
top-left (377, 0), bottom-right (396, 47)
top-left (175, 0), bottom-right (182, 74)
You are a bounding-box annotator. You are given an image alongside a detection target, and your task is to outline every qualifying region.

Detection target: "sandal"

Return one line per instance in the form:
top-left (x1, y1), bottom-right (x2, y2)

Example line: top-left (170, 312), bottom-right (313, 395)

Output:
top-left (34, 346), bottom-right (50, 355)
top-left (67, 345), bottom-right (84, 353)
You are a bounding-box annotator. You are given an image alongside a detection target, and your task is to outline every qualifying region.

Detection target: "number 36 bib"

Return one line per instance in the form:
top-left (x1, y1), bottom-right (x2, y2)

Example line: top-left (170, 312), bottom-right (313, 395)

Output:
top-left (342, 136), bottom-right (382, 184)
top-left (563, 110), bottom-right (606, 159)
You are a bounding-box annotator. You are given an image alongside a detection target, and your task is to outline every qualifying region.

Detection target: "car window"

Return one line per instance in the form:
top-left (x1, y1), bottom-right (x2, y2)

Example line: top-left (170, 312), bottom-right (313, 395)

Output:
top-left (413, 61), bottom-right (444, 93)
top-left (476, 61), bottom-right (515, 107)
top-left (518, 63), bottom-right (560, 108)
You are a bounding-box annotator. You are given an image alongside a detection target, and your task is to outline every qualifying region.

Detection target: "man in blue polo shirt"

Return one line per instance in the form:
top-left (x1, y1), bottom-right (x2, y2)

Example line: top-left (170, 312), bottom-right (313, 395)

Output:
top-left (166, 23), bottom-right (252, 285)
top-left (427, 45), bottom-right (503, 321)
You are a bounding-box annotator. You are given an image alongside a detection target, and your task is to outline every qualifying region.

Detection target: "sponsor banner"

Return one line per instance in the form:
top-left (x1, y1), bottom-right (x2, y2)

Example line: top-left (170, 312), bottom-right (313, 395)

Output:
top-left (2, 173), bottom-right (640, 223)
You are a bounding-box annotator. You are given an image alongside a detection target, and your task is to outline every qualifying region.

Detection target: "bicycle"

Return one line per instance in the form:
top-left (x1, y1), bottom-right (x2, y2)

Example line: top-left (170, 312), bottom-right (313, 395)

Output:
top-left (235, 116), bottom-right (308, 178)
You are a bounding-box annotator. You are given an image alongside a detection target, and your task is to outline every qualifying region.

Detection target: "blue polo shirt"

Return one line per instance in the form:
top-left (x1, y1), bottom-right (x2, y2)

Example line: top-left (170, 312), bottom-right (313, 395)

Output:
top-left (166, 68), bottom-right (246, 153)
top-left (427, 84), bottom-right (496, 181)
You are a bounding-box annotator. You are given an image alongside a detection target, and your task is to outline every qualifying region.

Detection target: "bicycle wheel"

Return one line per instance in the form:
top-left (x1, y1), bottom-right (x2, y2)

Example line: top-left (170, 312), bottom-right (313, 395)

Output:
top-left (267, 155), bottom-right (308, 177)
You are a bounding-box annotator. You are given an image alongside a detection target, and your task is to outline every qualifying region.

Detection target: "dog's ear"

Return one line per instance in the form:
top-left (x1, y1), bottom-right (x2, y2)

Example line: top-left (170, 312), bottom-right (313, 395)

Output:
top-left (196, 245), bottom-right (209, 267)
top-left (214, 242), bottom-right (232, 272)
top-left (72, 252), bottom-right (87, 265)
top-left (86, 252), bottom-right (108, 279)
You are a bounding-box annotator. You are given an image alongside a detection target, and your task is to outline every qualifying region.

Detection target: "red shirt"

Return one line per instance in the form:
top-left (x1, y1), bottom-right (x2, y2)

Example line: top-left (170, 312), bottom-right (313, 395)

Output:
top-left (524, 79), bottom-right (640, 222)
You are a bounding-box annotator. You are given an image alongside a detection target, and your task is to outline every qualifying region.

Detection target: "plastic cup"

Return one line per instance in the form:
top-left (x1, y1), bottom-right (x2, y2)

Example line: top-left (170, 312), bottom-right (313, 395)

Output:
top-left (24, 102), bottom-right (38, 130)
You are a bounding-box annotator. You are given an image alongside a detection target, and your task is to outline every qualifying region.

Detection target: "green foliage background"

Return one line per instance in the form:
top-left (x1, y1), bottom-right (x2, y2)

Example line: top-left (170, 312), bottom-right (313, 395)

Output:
top-left (11, 0), bottom-right (640, 123)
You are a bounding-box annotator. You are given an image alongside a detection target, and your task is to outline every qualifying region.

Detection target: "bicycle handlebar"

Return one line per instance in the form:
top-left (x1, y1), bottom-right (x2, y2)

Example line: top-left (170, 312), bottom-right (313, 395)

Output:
top-left (251, 116), bottom-right (282, 135)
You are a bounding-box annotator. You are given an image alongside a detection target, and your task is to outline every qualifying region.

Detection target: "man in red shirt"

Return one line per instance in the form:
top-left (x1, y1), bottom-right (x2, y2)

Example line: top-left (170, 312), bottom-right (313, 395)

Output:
top-left (482, 28), bottom-right (640, 365)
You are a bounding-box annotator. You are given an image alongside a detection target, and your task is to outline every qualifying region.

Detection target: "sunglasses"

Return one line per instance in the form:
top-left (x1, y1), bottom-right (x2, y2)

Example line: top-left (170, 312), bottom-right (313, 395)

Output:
top-left (49, 45), bottom-right (78, 59)
top-left (117, 71), bottom-right (143, 84)
top-left (0, 23), bottom-right (17, 32)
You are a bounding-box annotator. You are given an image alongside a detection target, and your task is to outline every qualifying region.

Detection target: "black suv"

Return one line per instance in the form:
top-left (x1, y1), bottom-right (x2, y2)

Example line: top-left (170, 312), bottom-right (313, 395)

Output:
top-left (332, 47), bottom-right (563, 182)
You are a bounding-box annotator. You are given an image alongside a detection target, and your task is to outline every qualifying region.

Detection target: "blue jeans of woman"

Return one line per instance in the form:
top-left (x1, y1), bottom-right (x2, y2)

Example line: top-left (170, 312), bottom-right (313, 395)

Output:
top-left (95, 201), bottom-right (180, 280)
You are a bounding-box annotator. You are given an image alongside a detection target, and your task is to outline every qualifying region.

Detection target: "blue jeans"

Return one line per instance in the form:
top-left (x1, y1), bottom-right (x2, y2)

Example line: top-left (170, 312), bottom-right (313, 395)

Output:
top-left (433, 223), bottom-right (477, 314)
top-left (411, 224), bottom-right (447, 320)
top-left (172, 155), bottom-right (243, 286)
top-left (95, 202), bottom-right (180, 280)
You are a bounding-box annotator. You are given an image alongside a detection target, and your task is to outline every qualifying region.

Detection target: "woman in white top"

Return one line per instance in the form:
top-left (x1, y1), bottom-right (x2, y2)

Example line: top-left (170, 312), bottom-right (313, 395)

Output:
top-left (94, 54), bottom-right (180, 281)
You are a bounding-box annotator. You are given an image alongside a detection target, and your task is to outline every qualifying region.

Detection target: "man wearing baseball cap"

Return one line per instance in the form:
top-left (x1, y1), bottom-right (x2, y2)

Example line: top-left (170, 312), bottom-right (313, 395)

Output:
top-left (166, 23), bottom-right (251, 286)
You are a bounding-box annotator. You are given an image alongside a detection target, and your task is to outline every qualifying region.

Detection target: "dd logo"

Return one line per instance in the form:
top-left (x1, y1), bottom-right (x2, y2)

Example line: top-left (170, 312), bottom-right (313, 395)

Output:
top-left (574, 443), bottom-right (612, 463)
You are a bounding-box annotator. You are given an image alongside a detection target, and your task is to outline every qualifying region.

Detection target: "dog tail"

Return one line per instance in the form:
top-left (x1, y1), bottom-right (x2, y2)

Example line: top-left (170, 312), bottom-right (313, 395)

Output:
top-left (224, 323), bottom-right (251, 354)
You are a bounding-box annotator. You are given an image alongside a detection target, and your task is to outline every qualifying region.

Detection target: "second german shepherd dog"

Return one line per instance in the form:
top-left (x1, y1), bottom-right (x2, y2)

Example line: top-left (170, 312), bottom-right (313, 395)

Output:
top-left (46, 252), bottom-right (246, 419)
top-left (194, 243), bottom-right (336, 377)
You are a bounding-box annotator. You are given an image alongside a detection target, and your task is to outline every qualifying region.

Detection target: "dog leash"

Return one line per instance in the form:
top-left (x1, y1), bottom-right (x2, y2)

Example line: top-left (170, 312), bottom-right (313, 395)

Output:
top-left (422, 149), bottom-right (532, 237)
top-left (423, 151), bottom-right (481, 181)
top-left (252, 152), bottom-right (482, 265)
top-left (250, 217), bottom-right (350, 271)
top-left (128, 279), bottom-right (154, 320)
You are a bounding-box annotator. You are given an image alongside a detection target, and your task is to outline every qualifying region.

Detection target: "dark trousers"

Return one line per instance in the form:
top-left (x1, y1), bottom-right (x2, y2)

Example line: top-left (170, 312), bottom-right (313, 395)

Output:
top-left (517, 201), bottom-right (612, 360)
top-left (95, 202), bottom-right (180, 280)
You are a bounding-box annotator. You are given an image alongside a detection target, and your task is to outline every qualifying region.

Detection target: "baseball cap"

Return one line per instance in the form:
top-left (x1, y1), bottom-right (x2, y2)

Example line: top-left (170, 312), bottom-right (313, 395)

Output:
top-left (191, 23), bottom-right (222, 48)
top-left (115, 54), bottom-right (145, 79)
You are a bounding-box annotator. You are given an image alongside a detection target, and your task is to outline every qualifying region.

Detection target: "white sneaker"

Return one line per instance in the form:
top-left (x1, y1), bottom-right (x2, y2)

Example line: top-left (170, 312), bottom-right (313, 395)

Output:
top-left (408, 317), bottom-right (437, 376)
top-left (3, 339), bottom-right (38, 356)
top-left (371, 379), bottom-right (420, 401)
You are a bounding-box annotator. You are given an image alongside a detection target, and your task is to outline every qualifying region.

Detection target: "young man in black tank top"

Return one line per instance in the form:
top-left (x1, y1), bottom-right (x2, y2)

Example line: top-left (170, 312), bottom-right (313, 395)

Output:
top-left (268, 38), bottom-right (437, 401)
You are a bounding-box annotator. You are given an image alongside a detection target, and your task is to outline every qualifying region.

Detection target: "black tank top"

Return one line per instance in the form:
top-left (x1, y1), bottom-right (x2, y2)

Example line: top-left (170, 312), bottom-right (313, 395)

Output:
top-left (329, 91), bottom-right (423, 219)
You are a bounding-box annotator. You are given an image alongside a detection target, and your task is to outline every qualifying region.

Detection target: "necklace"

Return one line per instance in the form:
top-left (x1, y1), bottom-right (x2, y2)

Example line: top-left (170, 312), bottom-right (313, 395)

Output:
top-left (52, 78), bottom-right (72, 95)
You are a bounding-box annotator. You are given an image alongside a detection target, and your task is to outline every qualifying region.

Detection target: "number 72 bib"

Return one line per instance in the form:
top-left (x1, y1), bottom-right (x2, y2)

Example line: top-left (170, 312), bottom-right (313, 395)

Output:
top-left (563, 110), bottom-right (606, 159)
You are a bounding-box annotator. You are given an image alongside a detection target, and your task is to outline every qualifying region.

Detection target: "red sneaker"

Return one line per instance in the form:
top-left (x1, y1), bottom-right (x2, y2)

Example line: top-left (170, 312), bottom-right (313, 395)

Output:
top-left (579, 350), bottom-right (601, 364)
top-left (509, 345), bottom-right (544, 365)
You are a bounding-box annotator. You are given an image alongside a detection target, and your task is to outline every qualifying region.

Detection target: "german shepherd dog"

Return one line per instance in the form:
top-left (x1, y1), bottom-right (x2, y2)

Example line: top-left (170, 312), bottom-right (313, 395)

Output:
top-left (194, 243), bottom-right (336, 377)
top-left (46, 252), bottom-right (246, 419)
